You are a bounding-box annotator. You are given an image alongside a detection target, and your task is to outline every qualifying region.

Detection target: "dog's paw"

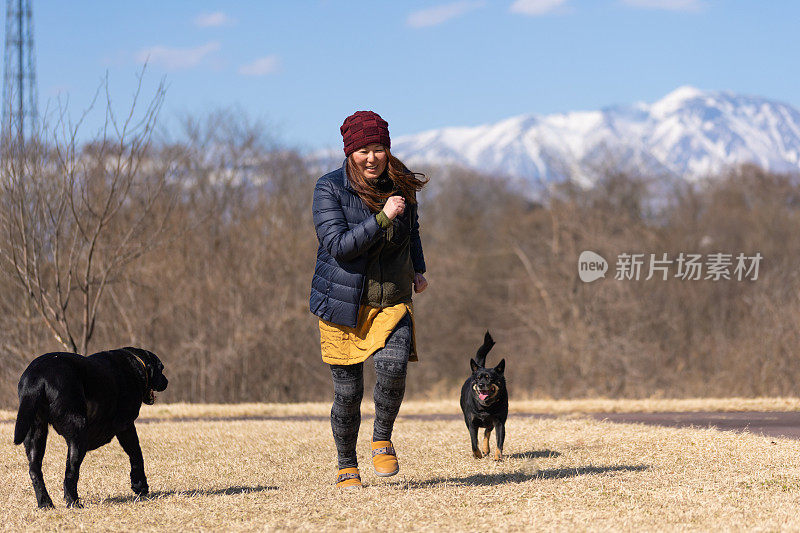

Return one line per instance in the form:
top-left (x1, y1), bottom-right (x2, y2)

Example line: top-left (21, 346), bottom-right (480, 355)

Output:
top-left (37, 497), bottom-right (54, 509)
top-left (472, 448), bottom-right (483, 459)
top-left (494, 449), bottom-right (503, 461)
top-left (65, 497), bottom-right (83, 509)
top-left (131, 480), bottom-right (150, 496)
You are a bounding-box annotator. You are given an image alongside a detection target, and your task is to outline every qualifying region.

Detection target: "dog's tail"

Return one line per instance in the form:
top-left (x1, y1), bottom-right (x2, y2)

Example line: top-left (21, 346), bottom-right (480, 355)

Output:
top-left (14, 378), bottom-right (44, 445)
top-left (475, 331), bottom-right (495, 367)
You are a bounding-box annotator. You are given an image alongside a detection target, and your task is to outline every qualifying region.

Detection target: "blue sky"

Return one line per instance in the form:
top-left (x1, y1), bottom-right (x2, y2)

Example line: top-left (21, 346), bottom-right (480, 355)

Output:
top-left (23, 0), bottom-right (800, 151)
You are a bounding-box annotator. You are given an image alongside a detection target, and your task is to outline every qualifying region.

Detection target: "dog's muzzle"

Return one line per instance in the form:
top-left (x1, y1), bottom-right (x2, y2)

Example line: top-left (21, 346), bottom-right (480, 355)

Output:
top-left (473, 383), bottom-right (499, 404)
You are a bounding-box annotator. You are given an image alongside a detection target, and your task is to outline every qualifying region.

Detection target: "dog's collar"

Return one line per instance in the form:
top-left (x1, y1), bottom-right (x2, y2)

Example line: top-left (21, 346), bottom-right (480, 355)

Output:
top-left (122, 348), bottom-right (150, 390)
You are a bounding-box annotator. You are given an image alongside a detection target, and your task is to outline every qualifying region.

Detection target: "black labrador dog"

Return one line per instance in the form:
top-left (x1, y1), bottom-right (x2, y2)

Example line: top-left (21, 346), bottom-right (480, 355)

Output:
top-left (13, 347), bottom-right (168, 508)
top-left (460, 332), bottom-right (508, 460)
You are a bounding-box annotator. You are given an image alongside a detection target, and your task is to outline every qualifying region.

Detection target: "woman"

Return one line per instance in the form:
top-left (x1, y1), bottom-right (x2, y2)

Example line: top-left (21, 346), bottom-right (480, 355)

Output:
top-left (310, 111), bottom-right (428, 488)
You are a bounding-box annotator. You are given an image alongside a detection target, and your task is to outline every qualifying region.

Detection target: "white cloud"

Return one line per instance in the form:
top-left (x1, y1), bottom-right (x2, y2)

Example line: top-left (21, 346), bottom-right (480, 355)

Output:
top-left (509, 0), bottom-right (568, 16)
top-left (621, 0), bottom-right (703, 10)
top-left (136, 41), bottom-right (220, 71)
top-left (406, 1), bottom-right (486, 28)
top-left (238, 55), bottom-right (280, 76)
top-left (194, 12), bottom-right (234, 28)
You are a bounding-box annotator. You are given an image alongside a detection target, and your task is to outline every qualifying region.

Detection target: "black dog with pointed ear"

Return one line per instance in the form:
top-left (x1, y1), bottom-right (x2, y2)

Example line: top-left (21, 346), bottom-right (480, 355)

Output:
top-left (13, 347), bottom-right (168, 508)
top-left (459, 331), bottom-right (508, 460)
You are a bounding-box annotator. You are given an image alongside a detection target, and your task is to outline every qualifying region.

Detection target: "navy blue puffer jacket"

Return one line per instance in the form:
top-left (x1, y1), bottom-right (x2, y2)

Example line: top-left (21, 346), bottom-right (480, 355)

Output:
top-left (309, 161), bottom-right (426, 328)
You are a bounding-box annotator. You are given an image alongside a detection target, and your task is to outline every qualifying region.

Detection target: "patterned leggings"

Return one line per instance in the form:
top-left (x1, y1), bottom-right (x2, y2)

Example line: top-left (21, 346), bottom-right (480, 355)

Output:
top-left (329, 313), bottom-right (412, 469)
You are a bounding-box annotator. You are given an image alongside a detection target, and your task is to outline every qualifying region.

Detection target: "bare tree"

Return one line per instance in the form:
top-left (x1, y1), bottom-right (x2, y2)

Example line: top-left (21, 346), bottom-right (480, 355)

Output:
top-left (0, 71), bottom-right (172, 355)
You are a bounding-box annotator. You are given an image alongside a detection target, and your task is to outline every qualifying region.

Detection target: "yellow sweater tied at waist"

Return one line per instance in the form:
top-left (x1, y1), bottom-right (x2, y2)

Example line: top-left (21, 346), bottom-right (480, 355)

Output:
top-left (319, 303), bottom-right (417, 365)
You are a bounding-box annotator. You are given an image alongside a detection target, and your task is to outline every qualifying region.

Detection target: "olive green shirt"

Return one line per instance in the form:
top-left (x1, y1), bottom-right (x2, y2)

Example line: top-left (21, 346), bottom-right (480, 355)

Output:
top-left (361, 210), bottom-right (414, 308)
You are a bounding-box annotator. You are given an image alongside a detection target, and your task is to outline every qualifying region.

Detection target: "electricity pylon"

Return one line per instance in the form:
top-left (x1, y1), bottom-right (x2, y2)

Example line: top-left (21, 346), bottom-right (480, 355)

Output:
top-left (2, 0), bottom-right (37, 153)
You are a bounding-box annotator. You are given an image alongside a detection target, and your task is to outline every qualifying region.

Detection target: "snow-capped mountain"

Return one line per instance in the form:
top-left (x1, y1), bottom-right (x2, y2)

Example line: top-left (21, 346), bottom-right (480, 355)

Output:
top-left (390, 87), bottom-right (800, 188)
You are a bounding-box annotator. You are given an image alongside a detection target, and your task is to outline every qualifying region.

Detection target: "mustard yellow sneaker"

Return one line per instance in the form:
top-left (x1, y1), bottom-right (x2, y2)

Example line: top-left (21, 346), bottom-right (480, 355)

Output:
top-left (371, 440), bottom-right (399, 477)
top-left (336, 467), bottom-right (362, 489)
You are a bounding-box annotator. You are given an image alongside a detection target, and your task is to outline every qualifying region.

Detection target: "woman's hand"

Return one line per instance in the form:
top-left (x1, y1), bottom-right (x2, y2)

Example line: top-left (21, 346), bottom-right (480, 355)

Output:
top-left (413, 273), bottom-right (428, 293)
top-left (382, 196), bottom-right (406, 220)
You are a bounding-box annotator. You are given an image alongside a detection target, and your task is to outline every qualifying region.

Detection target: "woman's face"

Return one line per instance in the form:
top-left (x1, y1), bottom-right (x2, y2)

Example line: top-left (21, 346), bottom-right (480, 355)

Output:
top-left (352, 143), bottom-right (387, 180)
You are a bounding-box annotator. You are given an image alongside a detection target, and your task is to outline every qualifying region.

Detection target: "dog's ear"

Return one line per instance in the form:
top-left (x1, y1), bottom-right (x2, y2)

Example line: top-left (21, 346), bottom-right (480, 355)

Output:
top-left (494, 358), bottom-right (505, 374)
top-left (475, 331), bottom-right (495, 367)
top-left (470, 358), bottom-right (479, 373)
top-left (144, 350), bottom-right (160, 367)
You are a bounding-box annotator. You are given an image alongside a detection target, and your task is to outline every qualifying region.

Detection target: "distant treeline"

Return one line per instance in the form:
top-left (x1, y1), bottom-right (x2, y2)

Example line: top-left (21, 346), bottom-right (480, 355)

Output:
top-left (2, 105), bottom-right (800, 407)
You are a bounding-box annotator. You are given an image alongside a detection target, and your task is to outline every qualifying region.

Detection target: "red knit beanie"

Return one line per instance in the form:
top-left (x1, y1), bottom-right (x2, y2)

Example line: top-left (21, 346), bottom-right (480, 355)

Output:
top-left (340, 111), bottom-right (390, 156)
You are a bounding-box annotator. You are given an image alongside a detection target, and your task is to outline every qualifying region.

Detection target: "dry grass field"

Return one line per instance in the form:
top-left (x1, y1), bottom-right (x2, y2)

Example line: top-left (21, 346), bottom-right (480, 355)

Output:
top-left (2, 400), bottom-right (800, 531)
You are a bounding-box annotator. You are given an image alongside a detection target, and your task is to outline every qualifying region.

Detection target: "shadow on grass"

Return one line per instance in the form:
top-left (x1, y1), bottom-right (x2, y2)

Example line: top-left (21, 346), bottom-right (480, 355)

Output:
top-left (388, 464), bottom-right (649, 489)
top-left (507, 449), bottom-right (561, 459)
top-left (101, 485), bottom-right (278, 504)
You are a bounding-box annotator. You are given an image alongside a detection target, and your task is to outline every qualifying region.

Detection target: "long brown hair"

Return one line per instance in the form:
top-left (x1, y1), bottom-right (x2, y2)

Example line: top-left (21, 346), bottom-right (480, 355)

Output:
top-left (346, 148), bottom-right (428, 213)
